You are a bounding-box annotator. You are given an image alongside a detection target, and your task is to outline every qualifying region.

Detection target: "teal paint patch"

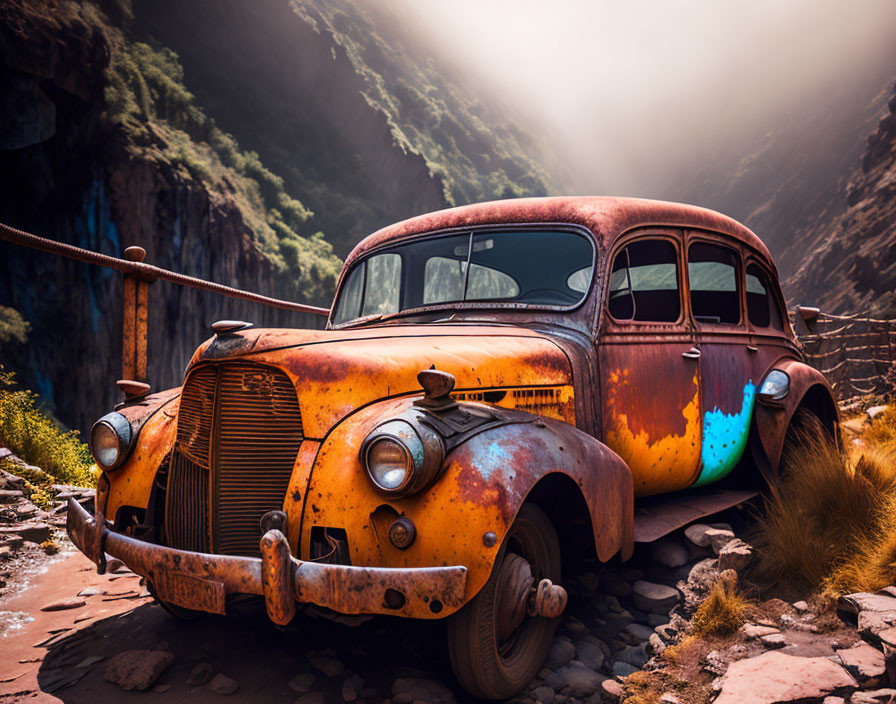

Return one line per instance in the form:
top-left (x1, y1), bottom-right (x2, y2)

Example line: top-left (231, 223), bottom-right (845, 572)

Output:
top-left (478, 441), bottom-right (512, 481)
top-left (695, 382), bottom-right (756, 486)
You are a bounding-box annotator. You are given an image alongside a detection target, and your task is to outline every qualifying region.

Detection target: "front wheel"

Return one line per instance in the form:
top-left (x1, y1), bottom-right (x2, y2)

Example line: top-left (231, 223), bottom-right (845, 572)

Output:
top-left (447, 503), bottom-right (562, 700)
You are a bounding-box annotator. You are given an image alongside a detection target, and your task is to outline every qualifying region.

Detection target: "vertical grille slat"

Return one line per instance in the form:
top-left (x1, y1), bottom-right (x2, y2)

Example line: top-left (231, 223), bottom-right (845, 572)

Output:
top-left (166, 362), bottom-right (303, 557)
top-left (166, 450), bottom-right (209, 552)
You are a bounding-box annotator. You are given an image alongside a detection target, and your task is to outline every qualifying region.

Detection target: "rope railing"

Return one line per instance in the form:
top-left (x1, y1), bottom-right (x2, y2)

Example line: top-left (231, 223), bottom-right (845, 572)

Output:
top-left (0, 222), bottom-right (330, 316)
top-left (0, 221), bottom-right (331, 390)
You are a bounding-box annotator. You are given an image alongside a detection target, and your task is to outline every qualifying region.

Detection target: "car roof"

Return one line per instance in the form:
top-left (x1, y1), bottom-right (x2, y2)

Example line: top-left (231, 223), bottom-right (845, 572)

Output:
top-left (343, 196), bottom-right (774, 273)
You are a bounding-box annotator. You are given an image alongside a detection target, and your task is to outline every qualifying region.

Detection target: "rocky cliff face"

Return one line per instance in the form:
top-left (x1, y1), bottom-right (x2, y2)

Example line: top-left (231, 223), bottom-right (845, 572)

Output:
top-left (669, 71), bottom-right (895, 312)
top-left (0, 0), bottom-right (552, 434)
top-left (786, 83), bottom-right (896, 314)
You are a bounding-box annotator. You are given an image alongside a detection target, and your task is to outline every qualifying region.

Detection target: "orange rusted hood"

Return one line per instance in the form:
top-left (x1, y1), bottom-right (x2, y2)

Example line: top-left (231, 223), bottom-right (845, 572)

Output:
top-left (187, 325), bottom-right (572, 438)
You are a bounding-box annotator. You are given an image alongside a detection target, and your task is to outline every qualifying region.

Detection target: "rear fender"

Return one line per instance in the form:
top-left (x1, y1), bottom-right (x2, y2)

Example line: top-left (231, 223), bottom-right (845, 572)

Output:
top-left (752, 358), bottom-right (840, 476)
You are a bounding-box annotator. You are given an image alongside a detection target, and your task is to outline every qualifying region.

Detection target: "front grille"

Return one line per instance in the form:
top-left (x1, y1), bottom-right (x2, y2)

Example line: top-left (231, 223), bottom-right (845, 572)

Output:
top-left (166, 362), bottom-right (303, 556)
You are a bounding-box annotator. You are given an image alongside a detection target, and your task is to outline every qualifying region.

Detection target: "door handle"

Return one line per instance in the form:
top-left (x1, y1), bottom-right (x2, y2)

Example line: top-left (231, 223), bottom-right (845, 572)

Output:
top-left (682, 347), bottom-right (701, 359)
top-left (747, 345), bottom-right (758, 353)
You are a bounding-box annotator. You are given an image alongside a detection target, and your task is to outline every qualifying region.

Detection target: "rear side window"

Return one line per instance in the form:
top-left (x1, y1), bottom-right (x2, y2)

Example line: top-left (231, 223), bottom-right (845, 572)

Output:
top-left (746, 263), bottom-right (784, 330)
top-left (608, 239), bottom-right (681, 323)
top-left (688, 242), bottom-right (740, 325)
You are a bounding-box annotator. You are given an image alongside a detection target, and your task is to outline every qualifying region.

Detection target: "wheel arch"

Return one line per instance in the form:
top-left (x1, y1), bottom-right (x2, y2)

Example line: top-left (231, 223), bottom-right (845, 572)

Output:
top-left (523, 472), bottom-right (598, 567)
top-left (750, 358), bottom-right (840, 479)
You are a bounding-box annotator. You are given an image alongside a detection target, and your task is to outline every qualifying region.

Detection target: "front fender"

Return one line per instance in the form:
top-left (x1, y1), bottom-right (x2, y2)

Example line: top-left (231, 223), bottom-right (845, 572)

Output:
top-left (104, 389), bottom-right (180, 521)
top-left (752, 358), bottom-right (840, 475)
top-left (299, 397), bottom-right (633, 617)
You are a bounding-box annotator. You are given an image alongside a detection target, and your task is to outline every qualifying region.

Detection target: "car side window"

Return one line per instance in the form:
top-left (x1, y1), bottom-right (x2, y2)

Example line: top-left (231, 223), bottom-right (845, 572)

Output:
top-left (333, 252), bottom-right (402, 322)
top-left (745, 263), bottom-right (784, 331)
top-left (688, 242), bottom-right (741, 325)
top-left (608, 239), bottom-right (681, 323)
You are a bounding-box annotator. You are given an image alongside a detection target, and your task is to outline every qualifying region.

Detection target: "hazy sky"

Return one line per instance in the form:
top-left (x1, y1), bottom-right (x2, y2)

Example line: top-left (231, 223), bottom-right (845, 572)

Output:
top-left (383, 0), bottom-right (896, 194)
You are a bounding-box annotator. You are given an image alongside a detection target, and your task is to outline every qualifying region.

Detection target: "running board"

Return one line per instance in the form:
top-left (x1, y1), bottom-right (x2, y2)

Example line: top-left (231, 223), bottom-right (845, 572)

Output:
top-left (632, 488), bottom-right (759, 543)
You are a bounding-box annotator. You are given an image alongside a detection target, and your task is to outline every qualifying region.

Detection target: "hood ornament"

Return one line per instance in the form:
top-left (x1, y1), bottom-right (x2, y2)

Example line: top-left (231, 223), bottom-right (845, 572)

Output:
top-left (414, 368), bottom-right (458, 411)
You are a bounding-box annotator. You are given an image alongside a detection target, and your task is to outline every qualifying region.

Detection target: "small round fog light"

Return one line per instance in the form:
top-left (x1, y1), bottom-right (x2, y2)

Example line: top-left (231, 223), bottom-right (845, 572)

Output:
top-left (388, 516), bottom-right (416, 550)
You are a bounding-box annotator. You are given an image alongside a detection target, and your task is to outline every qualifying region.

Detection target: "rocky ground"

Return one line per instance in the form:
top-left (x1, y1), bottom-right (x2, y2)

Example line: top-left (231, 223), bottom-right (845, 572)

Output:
top-left (2, 440), bottom-right (896, 704)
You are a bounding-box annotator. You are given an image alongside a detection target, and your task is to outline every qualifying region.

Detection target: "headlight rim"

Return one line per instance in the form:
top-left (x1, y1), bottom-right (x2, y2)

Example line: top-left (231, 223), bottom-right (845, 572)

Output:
top-left (360, 417), bottom-right (445, 497)
top-left (89, 411), bottom-right (132, 471)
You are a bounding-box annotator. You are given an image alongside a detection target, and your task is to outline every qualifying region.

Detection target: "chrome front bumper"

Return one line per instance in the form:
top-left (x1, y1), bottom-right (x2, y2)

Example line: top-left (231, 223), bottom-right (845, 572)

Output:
top-left (66, 498), bottom-right (467, 623)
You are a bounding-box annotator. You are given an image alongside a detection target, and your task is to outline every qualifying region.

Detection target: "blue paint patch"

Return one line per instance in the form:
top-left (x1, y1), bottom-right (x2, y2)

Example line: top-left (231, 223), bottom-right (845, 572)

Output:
top-left (477, 441), bottom-right (512, 481)
top-left (694, 381), bottom-right (756, 487)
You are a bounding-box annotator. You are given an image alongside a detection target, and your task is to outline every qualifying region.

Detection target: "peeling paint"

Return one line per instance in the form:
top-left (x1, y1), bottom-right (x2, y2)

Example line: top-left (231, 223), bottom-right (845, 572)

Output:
top-left (604, 369), bottom-right (702, 495)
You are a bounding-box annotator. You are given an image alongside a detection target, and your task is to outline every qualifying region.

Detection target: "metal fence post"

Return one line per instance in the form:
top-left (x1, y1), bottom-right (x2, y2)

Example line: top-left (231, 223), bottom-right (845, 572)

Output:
top-left (121, 246), bottom-right (149, 384)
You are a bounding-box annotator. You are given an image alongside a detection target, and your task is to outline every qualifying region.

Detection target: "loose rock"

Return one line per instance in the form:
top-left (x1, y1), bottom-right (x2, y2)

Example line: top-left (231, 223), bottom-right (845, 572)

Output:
top-left (741, 624), bottom-right (781, 640)
top-left (311, 656), bottom-right (345, 678)
top-left (759, 633), bottom-right (786, 649)
top-left (288, 673), bottom-right (315, 693)
top-left (850, 691), bottom-right (896, 704)
top-left (684, 523), bottom-right (714, 547)
top-left (632, 580), bottom-right (680, 614)
top-left (104, 650), bottom-right (174, 691)
top-left (612, 661), bottom-right (637, 678)
top-left (650, 537), bottom-right (689, 568)
top-left (295, 693), bottom-right (327, 704)
top-left (714, 651), bottom-right (858, 704)
top-left (186, 662), bottom-right (214, 686)
top-left (836, 642), bottom-right (886, 681)
top-left (207, 673), bottom-right (239, 695)
top-left (41, 598), bottom-right (85, 612)
top-left (545, 636), bottom-right (576, 669)
top-left (544, 661), bottom-right (605, 698)
top-left (575, 636), bottom-right (606, 671)
top-left (601, 678), bottom-right (624, 701)
top-left (392, 677), bottom-right (456, 704)
top-left (531, 685), bottom-right (554, 704)
top-left (705, 528), bottom-right (736, 555)
top-left (718, 538), bottom-right (754, 572)
top-left (342, 672), bottom-right (364, 701)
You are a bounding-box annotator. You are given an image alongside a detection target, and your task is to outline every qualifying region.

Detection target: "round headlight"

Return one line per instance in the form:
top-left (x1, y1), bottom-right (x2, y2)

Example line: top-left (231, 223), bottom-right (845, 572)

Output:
top-left (89, 412), bottom-right (132, 471)
top-left (361, 417), bottom-right (445, 496)
top-left (366, 438), bottom-right (412, 491)
top-left (759, 369), bottom-right (790, 401)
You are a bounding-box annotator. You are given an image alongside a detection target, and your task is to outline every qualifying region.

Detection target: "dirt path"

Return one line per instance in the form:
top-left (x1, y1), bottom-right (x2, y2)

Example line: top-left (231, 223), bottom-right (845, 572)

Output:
top-left (0, 546), bottom-right (467, 704)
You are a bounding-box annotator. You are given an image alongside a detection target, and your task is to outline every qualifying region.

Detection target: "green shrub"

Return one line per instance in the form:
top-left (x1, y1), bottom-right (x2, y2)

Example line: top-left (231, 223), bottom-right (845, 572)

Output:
top-left (0, 368), bottom-right (94, 487)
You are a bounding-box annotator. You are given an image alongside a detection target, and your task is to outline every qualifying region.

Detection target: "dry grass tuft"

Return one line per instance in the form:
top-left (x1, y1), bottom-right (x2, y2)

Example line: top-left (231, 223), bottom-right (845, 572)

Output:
top-left (863, 406), bottom-right (896, 454)
top-left (754, 412), bottom-right (896, 594)
top-left (690, 570), bottom-right (747, 636)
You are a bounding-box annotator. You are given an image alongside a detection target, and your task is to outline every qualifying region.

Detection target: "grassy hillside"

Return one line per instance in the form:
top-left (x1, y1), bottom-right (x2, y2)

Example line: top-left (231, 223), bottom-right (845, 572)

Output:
top-left (101, 11), bottom-right (342, 303)
top-left (293, 0), bottom-right (553, 207)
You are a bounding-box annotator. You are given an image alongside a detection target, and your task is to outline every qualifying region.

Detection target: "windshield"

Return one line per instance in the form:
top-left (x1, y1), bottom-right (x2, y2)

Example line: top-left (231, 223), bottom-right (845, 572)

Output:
top-left (332, 228), bottom-right (595, 325)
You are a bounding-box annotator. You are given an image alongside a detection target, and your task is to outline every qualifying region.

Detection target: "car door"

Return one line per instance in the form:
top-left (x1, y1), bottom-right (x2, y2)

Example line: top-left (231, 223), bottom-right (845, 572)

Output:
top-left (686, 235), bottom-right (755, 487)
top-left (598, 231), bottom-right (703, 497)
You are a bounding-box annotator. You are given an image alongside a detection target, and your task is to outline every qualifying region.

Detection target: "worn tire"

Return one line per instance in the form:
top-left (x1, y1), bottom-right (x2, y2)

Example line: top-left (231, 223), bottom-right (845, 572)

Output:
top-left (447, 503), bottom-right (562, 700)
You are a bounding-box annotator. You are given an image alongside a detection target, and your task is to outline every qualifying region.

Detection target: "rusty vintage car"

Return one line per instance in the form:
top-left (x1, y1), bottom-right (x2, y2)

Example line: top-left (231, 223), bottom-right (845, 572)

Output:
top-left (68, 197), bottom-right (838, 698)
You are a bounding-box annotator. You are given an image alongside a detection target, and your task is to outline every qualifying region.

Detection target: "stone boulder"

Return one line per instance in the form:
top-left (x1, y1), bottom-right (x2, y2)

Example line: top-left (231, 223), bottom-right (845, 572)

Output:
top-left (718, 538), bottom-right (754, 572)
top-left (714, 651), bottom-right (857, 704)
top-left (104, 650), bottom-right (174, 691)
top-left (836, 642), bottom-right (886, 682)
top-left (632, 580), bottom-right (680, 614)
top-left (392, 677), bottom-right (457, 704)
top-left (544, 661), bottom-right (605, 698)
